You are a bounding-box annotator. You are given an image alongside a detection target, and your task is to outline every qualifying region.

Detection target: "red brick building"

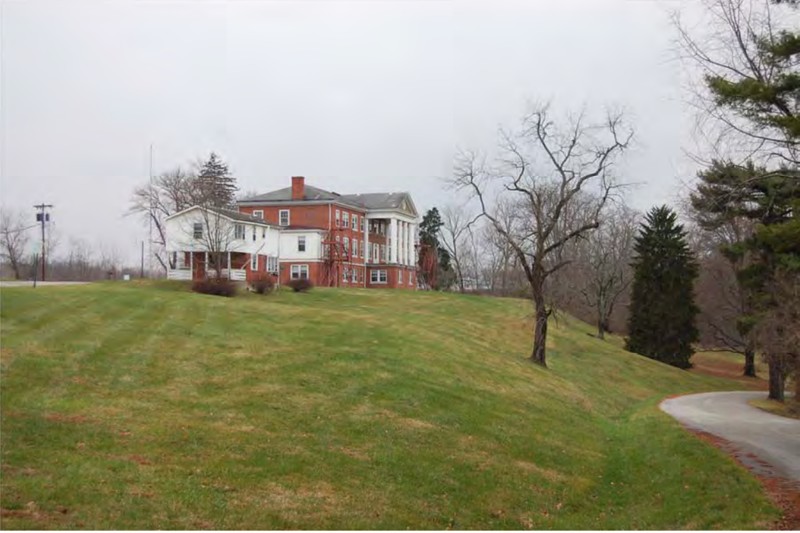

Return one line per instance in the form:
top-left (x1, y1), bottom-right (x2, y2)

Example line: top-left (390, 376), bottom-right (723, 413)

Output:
top-left (238, 177), bottom-right (419, 289)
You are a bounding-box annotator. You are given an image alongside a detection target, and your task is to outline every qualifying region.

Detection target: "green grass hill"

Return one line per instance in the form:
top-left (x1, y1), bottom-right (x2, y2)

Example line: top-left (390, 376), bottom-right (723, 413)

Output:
top-left (0, 282), bottom-right (778, 529)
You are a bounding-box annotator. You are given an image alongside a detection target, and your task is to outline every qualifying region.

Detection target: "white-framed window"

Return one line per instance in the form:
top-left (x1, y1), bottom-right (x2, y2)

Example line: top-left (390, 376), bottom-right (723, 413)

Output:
top-left (193, 222), bottom-right (203, 239)
top-left (352, 239), bottom-right (358, 258)
top-left (398, 269), bottom-right (403, 284)
top-left (298, 236), bottom-right (306, 252)
top-left (352, 268), bottom-right (358, 283)
top-left (343, 237), bottom-right (349, 254)
top-left (361, 218), bottom-right (366, 233)
top-left (251, 254), bottom-right (258, 270)
top-left (266, 256), bottom-right (278, 273)
top-left (374, 244), bottom-right (380, 263)
top-left (279, 210), bottom-right (290, 226)
top-left (351, 214), bottom-right (358, 231)
top-left (234, 224), bottom-right (246, 240)
top-left (335, 209), bottom-right (340, 227)
top-left (291, 264), bottom-right (309, 279)
top-left (253, 210), bottom-right (264, 219)
top-left (342, 212), bottom-right (349, 229)
top-left (370, 269), bottom-right (388, 284)
top-left (380, 244), bottom-right (386, 262)
top-left (343, 267), bottom-right (348, 282)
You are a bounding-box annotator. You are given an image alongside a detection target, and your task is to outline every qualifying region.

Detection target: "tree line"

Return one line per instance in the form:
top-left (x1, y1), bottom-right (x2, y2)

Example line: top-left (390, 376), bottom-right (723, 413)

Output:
top-left (418, 0), bottom-right (797, 403)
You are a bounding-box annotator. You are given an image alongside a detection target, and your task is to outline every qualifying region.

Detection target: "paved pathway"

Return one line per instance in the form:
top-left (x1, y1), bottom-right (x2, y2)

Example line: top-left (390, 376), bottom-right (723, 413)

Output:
top-left (661, 391), bottom-right (800, 483)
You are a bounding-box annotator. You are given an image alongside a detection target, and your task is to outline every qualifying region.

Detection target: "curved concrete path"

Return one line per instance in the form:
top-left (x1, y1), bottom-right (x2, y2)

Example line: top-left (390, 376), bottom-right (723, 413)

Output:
top-left (661, 391), bottom-right (800, 483)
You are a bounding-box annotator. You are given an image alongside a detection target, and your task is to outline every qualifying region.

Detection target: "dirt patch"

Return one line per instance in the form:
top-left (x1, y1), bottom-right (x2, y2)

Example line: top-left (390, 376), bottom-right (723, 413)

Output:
top-left (688, 428), bottom-right (799, 530)
top-left (43, 413), bottom-right (91, 424)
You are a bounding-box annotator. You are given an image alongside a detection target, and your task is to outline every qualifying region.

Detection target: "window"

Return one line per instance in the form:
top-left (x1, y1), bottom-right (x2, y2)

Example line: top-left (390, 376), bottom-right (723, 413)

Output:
top-left (193, 222), bottom-right (203, 239)
top-left (298, 236), bottom-right (306, 252)
top-left (251, 254), bottom-right (258, 270)
top-left (352, 239), bottom-right (358, 258)
top-left (252, 226), bottom-right (257, 241)
top-left (170, 251), bottom-right (177, 269)
top-left (409, 272), bottom-right (414, 286)
top-left (253, 210), bottom-right (264, 219)
top-left (335, 209), bottom-right (340, 227)
top-left (343, 267), bottom-right (348, 282)
top-left (398, 269), bottom-right (403, 284)
top-left (266, 255), bottom-right (278, 273)
top-left (370, 269), bottom-right (388, 283)
top-left (352, 268), bottom-right (358, 283)
top-left (279, 210), bottom-right (290, 226)
top-left (343, 237), bottom-right (349, 254)
top-left (342, 212), bottom-right (349, 229)
top-left (361, 218), bottom-right (366, 233)
top-left (291, 264), bottom-right (309, 279)
top-left (234, 224), bottom-right (245, 240)
top-left (374, 244), bottom-right (380, 263)
top-left (351, 214), bottom-right (358, 231)
top-left (380, 244), bottom-right (386, 262)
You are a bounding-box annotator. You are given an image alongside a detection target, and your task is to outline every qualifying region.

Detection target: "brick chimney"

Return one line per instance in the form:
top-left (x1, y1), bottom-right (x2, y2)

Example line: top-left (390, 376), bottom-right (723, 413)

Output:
top-left (291, 176), bottom-right (305, 200)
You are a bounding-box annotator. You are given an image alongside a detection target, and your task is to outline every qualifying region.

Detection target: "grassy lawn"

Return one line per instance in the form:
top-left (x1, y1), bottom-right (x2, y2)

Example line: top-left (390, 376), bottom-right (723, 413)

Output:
top-left (0, 282), bottom-right (779, 529)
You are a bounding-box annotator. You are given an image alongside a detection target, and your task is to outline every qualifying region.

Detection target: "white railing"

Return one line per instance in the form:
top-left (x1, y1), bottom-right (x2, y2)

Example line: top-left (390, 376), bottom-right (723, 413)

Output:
top-left (167, 269), bottom-right (192, 281)
top-left (230, 270), bottom-right (246, 281)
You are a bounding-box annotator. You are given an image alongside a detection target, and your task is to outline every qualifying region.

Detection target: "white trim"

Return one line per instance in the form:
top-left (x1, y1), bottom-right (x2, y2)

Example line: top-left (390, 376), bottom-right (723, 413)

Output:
top-left (253, 210), bottom-right (264, 219)
top-left (279, 209), bottom-right (290, 226)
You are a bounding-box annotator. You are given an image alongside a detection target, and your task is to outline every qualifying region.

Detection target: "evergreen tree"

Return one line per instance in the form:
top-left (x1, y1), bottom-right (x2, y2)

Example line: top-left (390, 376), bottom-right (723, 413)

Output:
top-left (691, 160), bottom-right (800, 400)
top-left (195, 152), bottom-right (238, 207)
top-left (625, 206), bottom-right (699, 369)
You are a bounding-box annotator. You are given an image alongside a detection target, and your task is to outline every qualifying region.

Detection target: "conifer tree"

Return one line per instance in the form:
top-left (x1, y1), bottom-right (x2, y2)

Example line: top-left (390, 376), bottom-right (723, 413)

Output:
top-left (195, 152), bottom-right (238, 207)
top-left (626, 206), bottom-right (699, 369)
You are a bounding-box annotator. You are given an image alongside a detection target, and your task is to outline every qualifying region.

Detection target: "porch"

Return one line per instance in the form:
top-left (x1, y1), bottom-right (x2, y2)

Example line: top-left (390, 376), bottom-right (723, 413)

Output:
top-left (166, 251), bottom-right (268, 282)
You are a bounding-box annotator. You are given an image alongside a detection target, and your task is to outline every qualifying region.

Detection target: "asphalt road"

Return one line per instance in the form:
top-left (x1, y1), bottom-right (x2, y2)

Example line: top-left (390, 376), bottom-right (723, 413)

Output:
top-left (0, 281), bottom-right (91, 287)
top-left (661, 391), bottom-right (800, 483)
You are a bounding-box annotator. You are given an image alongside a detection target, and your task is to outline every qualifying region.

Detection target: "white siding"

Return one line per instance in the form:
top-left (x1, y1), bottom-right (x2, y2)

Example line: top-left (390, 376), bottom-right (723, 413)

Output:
top-left (165, 208), bottom-right (280, 257)
top-left (279, 231), bottom-right (324, 261)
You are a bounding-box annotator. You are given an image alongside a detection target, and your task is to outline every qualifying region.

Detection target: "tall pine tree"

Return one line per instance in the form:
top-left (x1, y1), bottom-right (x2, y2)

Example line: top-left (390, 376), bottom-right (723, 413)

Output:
top-left (626, 206), bottom-right (699, 369)
top-left (195, 152), bottom-right (238, 207)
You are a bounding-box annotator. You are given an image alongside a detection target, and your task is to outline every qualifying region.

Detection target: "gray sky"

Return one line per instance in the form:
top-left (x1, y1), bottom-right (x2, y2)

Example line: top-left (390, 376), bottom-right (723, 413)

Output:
top-left (1, 0), bottom-right (700, 265)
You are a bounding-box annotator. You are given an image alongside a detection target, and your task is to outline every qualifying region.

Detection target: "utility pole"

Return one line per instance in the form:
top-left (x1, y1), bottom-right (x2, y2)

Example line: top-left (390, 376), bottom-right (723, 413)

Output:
top-left (33, 204), bottom-right (53, 281)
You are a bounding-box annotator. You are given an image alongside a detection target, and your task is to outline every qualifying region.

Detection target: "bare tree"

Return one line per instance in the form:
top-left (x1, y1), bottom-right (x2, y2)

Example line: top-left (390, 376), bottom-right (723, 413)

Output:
top-left (0, 209), bottom-right (32, 279)
top-left (439, 204), bottom-right (478, 293)
top-left (578, 203), bottom-right (638, 339)
top-left (129, 167), bottom-right (195, 273)
top-left (452, 103), bottom-right (633, 367)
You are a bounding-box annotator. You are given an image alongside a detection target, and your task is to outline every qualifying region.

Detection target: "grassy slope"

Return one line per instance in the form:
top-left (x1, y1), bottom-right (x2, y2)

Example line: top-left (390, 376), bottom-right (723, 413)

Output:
top-left (0, 283), bottom-right (778, 529)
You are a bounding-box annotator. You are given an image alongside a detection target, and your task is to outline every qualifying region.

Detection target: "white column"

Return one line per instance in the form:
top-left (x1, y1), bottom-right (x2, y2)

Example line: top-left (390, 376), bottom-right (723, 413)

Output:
top-left (189, 251), bottom-right (193, 278)
top-left (407, 223), bottom-right (414, 266)
top-left (390, 218), bottom-right (398, 265)
top-left (396, 220), bottom-right (405, 265)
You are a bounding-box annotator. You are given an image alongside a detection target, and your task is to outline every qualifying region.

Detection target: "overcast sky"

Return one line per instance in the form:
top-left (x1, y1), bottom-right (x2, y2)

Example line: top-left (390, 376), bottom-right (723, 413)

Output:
top-left (1, 0), bottom-right (702, 265)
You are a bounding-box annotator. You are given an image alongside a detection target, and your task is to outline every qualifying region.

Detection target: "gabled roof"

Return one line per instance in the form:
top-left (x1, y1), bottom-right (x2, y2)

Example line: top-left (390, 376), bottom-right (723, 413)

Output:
top-left (339, 192), bottom-right (417, 215)
top-left (166, 205), bottom-right (277, 226)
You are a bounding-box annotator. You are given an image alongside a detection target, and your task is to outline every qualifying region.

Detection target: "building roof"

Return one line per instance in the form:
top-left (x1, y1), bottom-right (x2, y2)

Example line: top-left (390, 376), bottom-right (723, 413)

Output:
top-left (239, 185), bottom-right (417, 215)
top-left (165, 205), bottom-right (277, 227)
top-left (240, 185), bottom-right (341, 203)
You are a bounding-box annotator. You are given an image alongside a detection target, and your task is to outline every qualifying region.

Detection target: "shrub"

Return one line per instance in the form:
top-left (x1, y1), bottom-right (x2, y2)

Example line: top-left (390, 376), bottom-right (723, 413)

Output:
top-left (250, 274), bottom-right (275, 295)
top-left (192, 278), bottom-right (237, 297)
top-left (288, 278), bottom-right (313, 293)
